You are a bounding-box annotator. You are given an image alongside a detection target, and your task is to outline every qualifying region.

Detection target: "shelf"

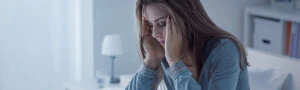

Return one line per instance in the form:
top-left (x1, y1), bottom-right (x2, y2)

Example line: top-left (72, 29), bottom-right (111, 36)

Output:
top-left (246, 6), bottom-right (300, 23)
top-left (244, 5), bottom-right (300, 47)
top-left (243, 5), bottom-right (300, 59)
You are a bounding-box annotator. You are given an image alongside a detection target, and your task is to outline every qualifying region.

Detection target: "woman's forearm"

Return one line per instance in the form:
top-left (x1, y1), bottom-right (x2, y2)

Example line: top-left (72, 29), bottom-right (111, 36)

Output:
top-left (166, 60), bottom-right (202, 90)
top-left (126, 64), bottom-right (158, 90)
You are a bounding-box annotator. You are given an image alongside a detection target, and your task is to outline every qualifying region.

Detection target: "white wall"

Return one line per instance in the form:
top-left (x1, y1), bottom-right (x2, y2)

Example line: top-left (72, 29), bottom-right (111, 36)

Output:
top-left (94, 0), bottom-right (140, 76)
top-left (200, 0), bottom-right (270, 40)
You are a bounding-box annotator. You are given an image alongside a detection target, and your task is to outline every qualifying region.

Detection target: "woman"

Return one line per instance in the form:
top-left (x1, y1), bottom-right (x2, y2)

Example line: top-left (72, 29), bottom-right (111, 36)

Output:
top-left (126, 0), bottom-right (250, 90)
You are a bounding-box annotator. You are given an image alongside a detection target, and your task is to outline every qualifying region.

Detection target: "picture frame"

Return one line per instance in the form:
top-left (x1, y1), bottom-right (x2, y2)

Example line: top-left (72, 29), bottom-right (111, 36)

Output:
top-left (271, 0), bottom-right (295, 9)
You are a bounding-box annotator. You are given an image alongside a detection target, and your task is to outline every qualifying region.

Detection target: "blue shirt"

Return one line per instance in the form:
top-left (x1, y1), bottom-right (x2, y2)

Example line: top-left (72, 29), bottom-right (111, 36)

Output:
top-left (126, 39), bottom-right (250, 90)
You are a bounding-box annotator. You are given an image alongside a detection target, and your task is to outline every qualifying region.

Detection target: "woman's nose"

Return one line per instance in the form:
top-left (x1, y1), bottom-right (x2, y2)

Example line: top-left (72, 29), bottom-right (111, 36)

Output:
top-left (152, 28), bottom-right (162, 38)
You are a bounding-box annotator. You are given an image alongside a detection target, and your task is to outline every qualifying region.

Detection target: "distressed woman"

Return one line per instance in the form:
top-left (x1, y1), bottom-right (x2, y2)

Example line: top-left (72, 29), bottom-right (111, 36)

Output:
top-left (126, 0), bottom-right (250, 90)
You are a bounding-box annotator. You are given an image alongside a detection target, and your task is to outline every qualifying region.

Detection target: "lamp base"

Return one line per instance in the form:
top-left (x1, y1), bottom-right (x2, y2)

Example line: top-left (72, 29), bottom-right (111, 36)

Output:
top-left (110, 77), bottom-right (120, 84)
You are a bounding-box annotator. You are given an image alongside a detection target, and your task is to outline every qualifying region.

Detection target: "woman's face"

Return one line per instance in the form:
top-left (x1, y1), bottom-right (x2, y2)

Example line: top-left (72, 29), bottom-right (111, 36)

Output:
top-left (143, 3), bottom-right (196, 74)
top-left (144, 3), bottom-right (170, 47)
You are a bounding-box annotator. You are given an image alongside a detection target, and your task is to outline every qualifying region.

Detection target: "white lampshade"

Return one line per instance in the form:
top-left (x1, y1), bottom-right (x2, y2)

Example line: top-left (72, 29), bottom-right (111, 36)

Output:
top-left (101, 34), bottom-right (123, 56)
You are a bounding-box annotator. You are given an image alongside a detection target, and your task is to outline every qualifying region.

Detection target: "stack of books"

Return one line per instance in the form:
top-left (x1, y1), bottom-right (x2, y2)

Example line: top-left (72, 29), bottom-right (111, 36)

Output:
top-left (284, 21), bottom-right (300, 59)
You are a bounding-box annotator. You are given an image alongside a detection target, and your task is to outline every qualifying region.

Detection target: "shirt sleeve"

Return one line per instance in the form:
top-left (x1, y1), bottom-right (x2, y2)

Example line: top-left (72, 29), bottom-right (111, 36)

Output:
top-left (166, 60), bottom-right (202, 90)
top-left (206, 40), bottom-right (241, 90)
top-left (164, 39), bottom-right (242, 90)
top-left (125, 64), bottom-right (158, 90)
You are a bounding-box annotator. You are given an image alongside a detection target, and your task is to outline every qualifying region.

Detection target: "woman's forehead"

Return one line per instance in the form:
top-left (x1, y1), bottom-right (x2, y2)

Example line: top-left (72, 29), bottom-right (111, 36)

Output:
top-left (143, 3), bottom-right (170, 22)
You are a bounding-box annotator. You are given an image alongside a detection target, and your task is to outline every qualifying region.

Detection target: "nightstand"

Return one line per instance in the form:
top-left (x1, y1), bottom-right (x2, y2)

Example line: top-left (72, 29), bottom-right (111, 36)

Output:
top-left (99, 83), bottom-right (124, 90)
top-left (64, 82), bottom-right (124, 90)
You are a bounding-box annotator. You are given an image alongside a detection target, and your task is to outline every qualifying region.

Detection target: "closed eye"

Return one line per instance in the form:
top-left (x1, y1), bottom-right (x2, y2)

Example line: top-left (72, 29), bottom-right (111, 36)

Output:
top-left (157, 21), bottom-right (166, 27)
top-left (147, 22), bottom-right (153, 29)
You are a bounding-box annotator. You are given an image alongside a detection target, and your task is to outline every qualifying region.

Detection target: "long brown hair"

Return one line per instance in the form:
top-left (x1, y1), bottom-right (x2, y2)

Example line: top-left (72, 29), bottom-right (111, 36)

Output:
top-left (136, 0), bottom-right (249, 75)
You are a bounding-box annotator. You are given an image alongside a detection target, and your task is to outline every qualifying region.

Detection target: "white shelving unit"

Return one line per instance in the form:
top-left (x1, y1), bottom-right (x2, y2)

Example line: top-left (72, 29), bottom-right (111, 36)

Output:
top-left (243, 5), bottom-right (300, 51)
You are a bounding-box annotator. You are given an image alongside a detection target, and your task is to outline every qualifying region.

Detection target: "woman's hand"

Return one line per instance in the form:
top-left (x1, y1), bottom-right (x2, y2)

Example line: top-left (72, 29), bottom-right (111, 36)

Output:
top-left (165, 16), bottom-right (183, 66)
top-left (142, 17), bottom-right (165, 70)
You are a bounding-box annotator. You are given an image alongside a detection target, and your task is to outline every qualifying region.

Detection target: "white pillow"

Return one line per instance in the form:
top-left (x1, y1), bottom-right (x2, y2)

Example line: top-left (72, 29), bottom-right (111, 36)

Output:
top-left (248, 68), bottom-right (290, 90)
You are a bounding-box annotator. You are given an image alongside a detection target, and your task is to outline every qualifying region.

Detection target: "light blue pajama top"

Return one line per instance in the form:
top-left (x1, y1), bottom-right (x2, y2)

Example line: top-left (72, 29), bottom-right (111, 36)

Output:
top-left (126, 39), bottom-right (250, 90)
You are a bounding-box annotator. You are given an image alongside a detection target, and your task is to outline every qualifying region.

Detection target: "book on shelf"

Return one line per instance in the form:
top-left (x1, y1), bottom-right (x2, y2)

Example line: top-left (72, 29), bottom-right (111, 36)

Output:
top-left (290, 22), bottom-right (298, 58)
top-left (284, 21), bottom-right (300, 59)
top-left (285, 21), bottom-right (292, 56)
top-left (297, 24), bottom-right (300, 59)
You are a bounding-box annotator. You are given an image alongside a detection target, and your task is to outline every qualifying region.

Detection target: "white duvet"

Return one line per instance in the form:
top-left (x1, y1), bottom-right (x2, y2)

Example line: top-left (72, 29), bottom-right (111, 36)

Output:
top-left (248, 68), bottom-right (290, 90)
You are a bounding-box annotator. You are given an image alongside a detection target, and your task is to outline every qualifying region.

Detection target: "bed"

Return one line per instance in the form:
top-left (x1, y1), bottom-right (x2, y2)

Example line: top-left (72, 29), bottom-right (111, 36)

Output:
top-left (120, 48), bottom-right (300, 90)
top-left (247, 48), bottom-right (299, 90)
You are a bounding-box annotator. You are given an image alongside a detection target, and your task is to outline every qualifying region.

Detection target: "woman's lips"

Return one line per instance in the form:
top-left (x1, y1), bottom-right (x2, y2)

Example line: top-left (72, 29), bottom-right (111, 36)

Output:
top-left (159, 41), bottom-right (165, 45)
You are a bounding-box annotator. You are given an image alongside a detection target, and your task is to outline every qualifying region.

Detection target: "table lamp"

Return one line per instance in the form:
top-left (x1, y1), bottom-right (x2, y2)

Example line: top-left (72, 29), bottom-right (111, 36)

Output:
top-left (101, 34), bottom-right (123, 84)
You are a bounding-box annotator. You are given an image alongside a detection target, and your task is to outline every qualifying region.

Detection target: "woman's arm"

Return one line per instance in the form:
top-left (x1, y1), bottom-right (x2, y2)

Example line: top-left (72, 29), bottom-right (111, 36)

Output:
top-left (165, 40), bottom-right (243, 90)
top-left (165, 60), bottom-right (202, 90)
top-left (206, 40), bottom-right (242, 90)
top-left (125, 64), bottom-right (158, 90)
top-left (126, 16), bottom-right (166, 90)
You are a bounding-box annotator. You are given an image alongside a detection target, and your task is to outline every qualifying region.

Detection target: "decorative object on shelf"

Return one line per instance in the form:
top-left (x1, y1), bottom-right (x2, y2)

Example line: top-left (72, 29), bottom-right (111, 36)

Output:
top-left (271, 0), bottom-right (295, 9)
top-left (96, 71), bottom-right (110, 88)
top-left (253, 17), bottom-right (285, 54)
top-left (101, 34), bottom-right (123, 84)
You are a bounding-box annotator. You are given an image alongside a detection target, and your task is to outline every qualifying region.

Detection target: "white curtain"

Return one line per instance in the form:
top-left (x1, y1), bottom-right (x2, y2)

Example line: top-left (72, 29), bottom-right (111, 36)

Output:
top-left (0, 0), bottom-right (94, 89)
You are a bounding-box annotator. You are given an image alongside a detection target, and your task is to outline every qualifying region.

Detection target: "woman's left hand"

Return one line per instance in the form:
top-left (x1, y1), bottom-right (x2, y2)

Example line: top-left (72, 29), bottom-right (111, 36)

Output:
top-left (165, 16), bottom-right (183, 66)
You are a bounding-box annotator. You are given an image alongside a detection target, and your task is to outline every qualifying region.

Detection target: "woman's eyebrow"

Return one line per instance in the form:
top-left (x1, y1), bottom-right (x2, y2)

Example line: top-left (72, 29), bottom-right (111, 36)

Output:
top-left (154, 16), bottom-right (168, 22)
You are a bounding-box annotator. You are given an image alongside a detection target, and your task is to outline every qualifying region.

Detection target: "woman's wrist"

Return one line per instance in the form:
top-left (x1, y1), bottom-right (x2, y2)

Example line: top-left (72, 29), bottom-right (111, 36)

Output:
top-left (167, 57), bottom-right (181, 67)
top-left (144, 57), bottom-right (160, 70)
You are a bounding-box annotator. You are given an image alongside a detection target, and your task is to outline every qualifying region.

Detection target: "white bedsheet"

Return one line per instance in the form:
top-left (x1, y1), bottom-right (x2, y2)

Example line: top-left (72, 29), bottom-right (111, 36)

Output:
top-left (248, 67), bottom-right (290, 90)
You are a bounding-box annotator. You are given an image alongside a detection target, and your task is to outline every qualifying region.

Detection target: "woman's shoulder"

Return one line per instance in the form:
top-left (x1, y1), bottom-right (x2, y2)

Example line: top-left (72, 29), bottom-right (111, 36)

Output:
top-left (204, 38), bottom-right (240, 65)
top-left (205, 38), bottom-right (238, 54)
top-left (207, 38), bottom-right (235, 46)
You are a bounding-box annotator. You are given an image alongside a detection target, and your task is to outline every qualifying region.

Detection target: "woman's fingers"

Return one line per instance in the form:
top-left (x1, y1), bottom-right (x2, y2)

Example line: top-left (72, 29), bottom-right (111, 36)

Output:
top-left (141, 17), bottom-right (165, 69)
top-left (165, 16), bottom-right (183, 66)
top-left (166, 16), bottom-right (172, 38)
top-left (142, 17), bottom-right (151, 37)
top-left (166, 16), bottom-right (171, 47)
top-left (169, 16), bottom-right (180, 38)
top-left (166, 16), bottom-right (179, 39)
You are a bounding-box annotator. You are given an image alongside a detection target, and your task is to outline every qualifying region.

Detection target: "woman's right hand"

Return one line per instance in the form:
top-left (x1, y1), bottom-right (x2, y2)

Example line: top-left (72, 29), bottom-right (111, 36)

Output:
top-left (142, 17), bottom-right (165, 70)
